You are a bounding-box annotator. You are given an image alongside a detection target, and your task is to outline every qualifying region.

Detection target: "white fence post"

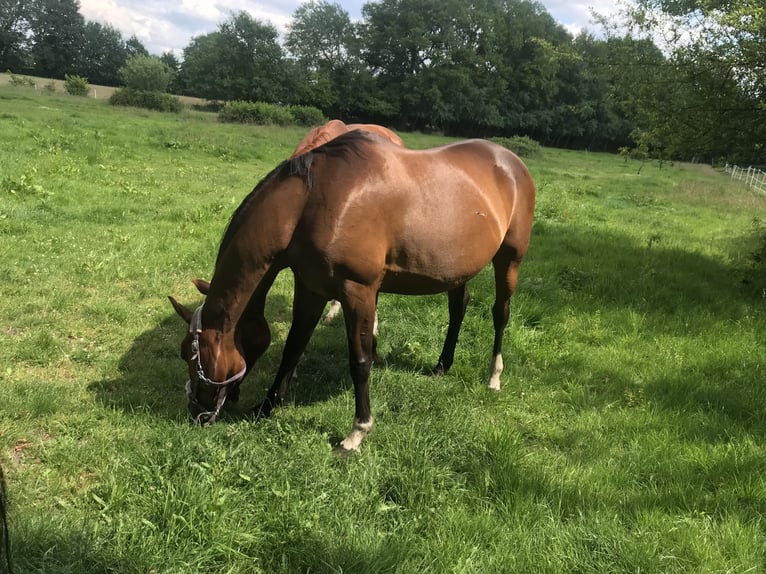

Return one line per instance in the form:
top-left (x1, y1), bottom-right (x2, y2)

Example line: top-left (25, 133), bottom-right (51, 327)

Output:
top-left (725, 163), bottom-right (766, 194)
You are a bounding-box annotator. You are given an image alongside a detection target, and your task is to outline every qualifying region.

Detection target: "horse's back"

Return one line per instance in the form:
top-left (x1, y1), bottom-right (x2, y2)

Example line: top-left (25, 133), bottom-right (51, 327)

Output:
top-left (292, 120), bottom-right (403, 158)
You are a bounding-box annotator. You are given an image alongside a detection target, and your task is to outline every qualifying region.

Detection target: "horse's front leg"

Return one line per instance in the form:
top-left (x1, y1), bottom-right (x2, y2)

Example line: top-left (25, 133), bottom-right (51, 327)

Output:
top-left (433, 285), bottom-right (470, 375)
top-left (334, 284), bottom-right (378, 456)
top-left (254, 279), bottom-right (326, 417)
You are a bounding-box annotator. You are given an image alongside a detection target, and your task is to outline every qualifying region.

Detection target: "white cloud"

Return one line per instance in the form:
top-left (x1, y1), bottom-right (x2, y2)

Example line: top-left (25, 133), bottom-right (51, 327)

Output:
top-left (77, 0), bottom-right (630, 56)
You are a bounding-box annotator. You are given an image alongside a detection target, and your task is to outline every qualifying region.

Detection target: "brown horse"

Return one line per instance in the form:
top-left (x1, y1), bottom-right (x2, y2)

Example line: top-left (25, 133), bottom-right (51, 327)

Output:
top-left (169, 131), bottom-right (535, 454)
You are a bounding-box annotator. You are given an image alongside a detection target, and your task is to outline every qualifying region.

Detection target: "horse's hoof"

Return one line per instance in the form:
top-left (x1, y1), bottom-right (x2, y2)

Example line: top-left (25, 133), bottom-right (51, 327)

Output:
top-left (332, 444), bottom-right (358, 458)
top-left (431, 364), bottom-right (446, 376)
top-left (252, 401), bottom-right (272, 419)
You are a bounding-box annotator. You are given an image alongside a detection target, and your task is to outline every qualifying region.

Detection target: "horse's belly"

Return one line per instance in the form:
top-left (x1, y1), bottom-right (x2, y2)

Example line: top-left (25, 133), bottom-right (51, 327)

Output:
top-left (379, 269), bottom-right (477, 295)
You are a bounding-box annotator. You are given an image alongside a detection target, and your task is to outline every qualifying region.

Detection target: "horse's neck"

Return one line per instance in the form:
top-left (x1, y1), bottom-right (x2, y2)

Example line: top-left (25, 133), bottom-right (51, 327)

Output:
top-left (202, 177), bottom-right (308, 334)
top-left (203, 261), bottom-right (281, 334)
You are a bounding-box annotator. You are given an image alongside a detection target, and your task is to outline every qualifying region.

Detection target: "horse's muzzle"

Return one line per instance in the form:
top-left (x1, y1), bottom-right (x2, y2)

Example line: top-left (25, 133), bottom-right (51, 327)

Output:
top-left (185, 379), bottom-right (223, 426)
top-left (188, 406), bottom-right (218, 426)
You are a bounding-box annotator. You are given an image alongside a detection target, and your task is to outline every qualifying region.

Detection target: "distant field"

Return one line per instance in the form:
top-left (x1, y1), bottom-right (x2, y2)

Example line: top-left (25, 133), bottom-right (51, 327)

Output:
top-left (0, 72), bottom-right (207, 105)
top-left (1, 85), bottom-right (765, 573)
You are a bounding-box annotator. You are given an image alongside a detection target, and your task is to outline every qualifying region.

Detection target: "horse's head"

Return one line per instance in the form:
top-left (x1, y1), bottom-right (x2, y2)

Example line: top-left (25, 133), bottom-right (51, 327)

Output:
top-left (168, 280), bottom-right (271, 425)
top-left (168, 294), bottom-right (246, 426)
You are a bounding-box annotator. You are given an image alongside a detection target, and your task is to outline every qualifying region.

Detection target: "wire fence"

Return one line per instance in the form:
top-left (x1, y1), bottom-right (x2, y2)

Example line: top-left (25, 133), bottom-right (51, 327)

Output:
top-left (725, 163), bottom-right (766, 194)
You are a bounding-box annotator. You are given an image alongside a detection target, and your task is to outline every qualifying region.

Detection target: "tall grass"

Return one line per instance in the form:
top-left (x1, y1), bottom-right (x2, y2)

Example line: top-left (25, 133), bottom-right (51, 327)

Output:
top-left (1, 86), bottom-right (765, 573)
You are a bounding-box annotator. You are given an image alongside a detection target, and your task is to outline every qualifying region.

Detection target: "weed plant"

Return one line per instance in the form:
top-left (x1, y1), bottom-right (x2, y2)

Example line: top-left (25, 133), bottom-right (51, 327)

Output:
top-left (1, 86), bottom-right (765, 573)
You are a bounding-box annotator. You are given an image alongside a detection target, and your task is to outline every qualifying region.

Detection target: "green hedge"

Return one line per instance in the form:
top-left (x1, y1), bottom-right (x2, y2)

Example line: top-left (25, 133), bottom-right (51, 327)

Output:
top-left (109, 88), bottom-right (182, 113)
top-left (489, 135), bottom-right (543, 158)
top-left (218, 101), bottom-right (326, 127)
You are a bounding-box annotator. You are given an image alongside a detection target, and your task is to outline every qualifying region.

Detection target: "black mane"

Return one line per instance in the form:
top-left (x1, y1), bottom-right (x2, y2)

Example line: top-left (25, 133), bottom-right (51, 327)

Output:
top-left (215, 130), bottom-right (374, 265)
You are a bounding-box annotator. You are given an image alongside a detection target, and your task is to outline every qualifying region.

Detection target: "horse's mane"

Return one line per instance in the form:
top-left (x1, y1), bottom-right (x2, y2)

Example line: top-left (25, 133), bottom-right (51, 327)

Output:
top-left (216, 130), bottom-right (373, 265)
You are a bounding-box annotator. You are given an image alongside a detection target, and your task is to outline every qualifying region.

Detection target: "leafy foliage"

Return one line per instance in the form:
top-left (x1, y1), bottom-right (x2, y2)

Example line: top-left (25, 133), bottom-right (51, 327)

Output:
top-left (7, 70), bottom-right (34, 86)
top-left (490, 135), bottom-right (543, 157)
top-left (179, 12), bottom-right (289, 103)
top-left (108, 88), bottom-right (182, 113)
top-left (618, 0), bottom-right (766, 162)
top-left (218, 101), bottom-right (296, 125)
top-left (1, 0), bottom-right (763, 161)
top-left (119, 54), bottom-right (174, 92)
top-left (63, 74), bottom-right (88, 96)
top-left (288, 104), bottom-right (327, 126)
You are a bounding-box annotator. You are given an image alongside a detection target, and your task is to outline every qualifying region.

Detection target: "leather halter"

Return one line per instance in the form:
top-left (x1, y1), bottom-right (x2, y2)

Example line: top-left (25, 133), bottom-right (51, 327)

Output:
top-left (185, 304), bottom-right (246, 425)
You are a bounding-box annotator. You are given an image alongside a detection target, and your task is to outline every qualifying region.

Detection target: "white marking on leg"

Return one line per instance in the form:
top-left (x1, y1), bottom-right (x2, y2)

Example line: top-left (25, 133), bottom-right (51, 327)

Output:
top-left (339, 417), bottom-right (375, 452)
top-left (373, 311), bottom-right (379, 337)
top-left (323, 300), bottom-right (342, 324)
top-left (488, 353), bottom-right (503, 391)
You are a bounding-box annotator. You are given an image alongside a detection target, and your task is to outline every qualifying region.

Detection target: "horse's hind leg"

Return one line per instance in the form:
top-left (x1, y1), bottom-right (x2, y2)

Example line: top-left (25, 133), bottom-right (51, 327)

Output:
top-left (254, 279), bottom-right (326, 417)
top-left (322, 300), bottom-right (342, 324)
top-left (433, 285), bottom-right (470, 375)
top-left (489, 250), bottom-right (522, 391)
top-left (335, 283), bottom-right (378, 455)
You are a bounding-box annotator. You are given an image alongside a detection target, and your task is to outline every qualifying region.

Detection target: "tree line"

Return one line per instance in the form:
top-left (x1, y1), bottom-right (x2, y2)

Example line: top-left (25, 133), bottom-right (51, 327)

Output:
top-left (1, 0), bottom-right (763, 162)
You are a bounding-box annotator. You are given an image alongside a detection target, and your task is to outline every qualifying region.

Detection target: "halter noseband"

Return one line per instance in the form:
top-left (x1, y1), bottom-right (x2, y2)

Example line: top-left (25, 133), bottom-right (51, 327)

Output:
top-left (185, 304), bottom-right (247, 425)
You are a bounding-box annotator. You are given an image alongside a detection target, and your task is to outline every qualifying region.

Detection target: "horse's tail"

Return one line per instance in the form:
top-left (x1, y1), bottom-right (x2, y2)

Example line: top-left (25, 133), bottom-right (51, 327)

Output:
top-left (0, 465), bottom-right (12, 574)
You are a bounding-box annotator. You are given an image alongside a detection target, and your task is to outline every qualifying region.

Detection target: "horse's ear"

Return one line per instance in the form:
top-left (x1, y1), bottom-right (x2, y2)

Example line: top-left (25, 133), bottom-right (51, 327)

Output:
top-left (192, 279), bottom-right (210, 295)
top-left (168, 296), bottom-right (193, 324)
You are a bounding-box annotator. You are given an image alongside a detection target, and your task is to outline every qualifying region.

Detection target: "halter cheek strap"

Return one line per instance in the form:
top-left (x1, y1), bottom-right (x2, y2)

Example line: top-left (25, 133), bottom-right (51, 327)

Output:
top-left (189, 304), bottom-right (247, 386)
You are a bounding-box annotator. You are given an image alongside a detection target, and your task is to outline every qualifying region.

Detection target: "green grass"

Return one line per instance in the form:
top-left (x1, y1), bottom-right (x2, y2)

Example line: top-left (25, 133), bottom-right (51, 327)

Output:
top-left (1, 85), bottom-right (765, 573)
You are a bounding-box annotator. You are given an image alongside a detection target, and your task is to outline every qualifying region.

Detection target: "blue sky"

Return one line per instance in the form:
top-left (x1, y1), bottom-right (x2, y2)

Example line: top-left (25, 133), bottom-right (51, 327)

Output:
top-left (79, 0), bottom-right (625, 56)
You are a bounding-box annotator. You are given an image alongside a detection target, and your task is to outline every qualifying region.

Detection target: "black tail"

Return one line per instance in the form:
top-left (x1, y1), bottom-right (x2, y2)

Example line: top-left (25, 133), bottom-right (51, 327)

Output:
top-left (0, 465), bottom-right (11, 574)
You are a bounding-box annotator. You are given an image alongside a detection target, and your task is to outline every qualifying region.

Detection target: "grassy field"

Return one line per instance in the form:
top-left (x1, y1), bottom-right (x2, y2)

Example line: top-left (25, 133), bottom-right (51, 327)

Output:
top-left (1, 85), bottom-right (765, 573)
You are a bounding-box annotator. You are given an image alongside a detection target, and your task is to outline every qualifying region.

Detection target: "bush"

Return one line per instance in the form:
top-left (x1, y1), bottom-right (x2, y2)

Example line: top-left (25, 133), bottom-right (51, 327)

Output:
top-left (218, 101), bottom-right (294, 126)
top-left (109, 88), bottom-right (182, 113)
top-left (64, 74), bottom-right (89, 96)
top-left (289, 105), bottom-right (327, 127)
top-left (119, 55), bottom-right (175, 93)
top-left (489, 135), bottom-right (543, 158)
top-left (191, 101), bottom-right (224, 113)
top-left (7, 71), bottom-right (35, 87)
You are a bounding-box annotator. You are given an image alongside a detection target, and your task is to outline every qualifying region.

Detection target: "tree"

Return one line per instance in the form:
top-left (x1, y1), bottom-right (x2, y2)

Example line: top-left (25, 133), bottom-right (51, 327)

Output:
top-left (28, 0), bottom-right (85, 78)
top-left (361, 0), bottom-right (495, 131)
top-left (285, 1), bottom-right (370, 117)
top-left (360, 0), bottom-right (576, 135)
top-left (179, 11), bottom-right (289, 102)
top-left (286, 1), bottom-right (356, 71)
top-left (78, 21), bottom-right (128, 86)
top-left (125, 35), bottom-right (148, 58)
top-left (119, 54), bottom-right (174, 92)
top-left (621, 0), bottom-right (766, 161)
top-left (0, 0), bottom-right (31, 71)
top-left (160, 51), bottom-right (182, 93)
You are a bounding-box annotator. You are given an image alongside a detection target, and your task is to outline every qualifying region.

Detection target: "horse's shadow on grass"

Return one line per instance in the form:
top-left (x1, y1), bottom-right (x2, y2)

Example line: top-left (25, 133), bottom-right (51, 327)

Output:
top-left (87, 291), bottom-right (354, 423)
top-left (523, 220), bottom-right (766, 438)
top-left (89, 221), bottom-right (765, 435)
